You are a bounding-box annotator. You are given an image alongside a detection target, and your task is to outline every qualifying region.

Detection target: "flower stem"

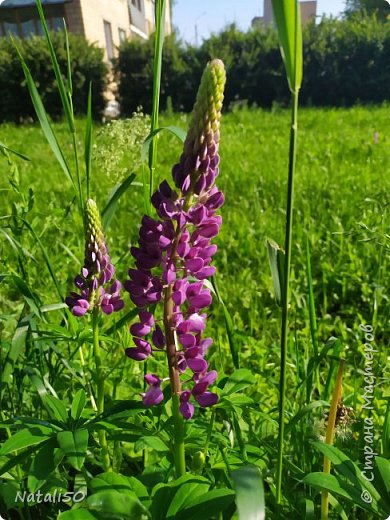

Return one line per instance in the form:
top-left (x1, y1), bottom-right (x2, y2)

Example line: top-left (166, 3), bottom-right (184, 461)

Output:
top-left (164, 284), bottom-right (186, 477)
top-left (92, 309), bottom-right (111, 472)
top-left (321, 359), bottom-right (345, 520)
top-left (276, 87), bottom-right (299, 504)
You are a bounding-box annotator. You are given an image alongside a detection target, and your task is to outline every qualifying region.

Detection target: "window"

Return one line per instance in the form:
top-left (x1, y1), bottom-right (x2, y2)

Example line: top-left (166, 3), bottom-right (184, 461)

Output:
top-left (3, 22), bottom-right (19, 37)
top-left (131, 0), bottom-right (142, 10)
top-left (103, 20), bottom-right (114, 60)
top-left (118, 28), bottom-right (126, 44)
top-left (21, 19), bottom-right (35, 38)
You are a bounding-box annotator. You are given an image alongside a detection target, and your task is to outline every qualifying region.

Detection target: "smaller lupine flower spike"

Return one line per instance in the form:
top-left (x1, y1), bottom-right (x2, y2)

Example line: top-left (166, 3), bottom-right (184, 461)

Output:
top-left (66, 199), bottom-right (124, 317)
top-left (125, 59), bottom-right (226, 420)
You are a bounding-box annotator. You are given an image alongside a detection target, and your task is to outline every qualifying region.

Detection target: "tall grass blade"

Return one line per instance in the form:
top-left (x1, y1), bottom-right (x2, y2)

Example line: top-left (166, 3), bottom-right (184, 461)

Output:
top-left (35, 0), bottom-right (75, 132)
top-left (272, 0), bottom-right (303, 504)
top-left (211, 276), bottom-right (239, 369)
top-left (0, 142), bottom-right (30, 162)
top-left (306, 237), bottom-right (320, 402)
top-left (266, 239), bottom-right (285, 307)
top-left (271, 0), bottom-right (302, 92)
top-left (14, 43), bottom-right (75, 191)
top-left (85, 82), bottom-right (93, 199)
top-left (231, 465), bottom-right (265, 520)
top-left (148, 0), bottom-right (166, 204)
top-left (21, 219), bottom-right (63, 301)
top-left (102, 172), bottom-right (136, 229)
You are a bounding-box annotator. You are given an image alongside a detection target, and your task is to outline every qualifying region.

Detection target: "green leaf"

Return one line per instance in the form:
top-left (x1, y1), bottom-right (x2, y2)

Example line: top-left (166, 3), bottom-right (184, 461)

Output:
top-left (142, 125), bottom-right (186, 163)
top-left (285, 400), bottom-right (329, 433)
top-left (42, 395), bottom-right (68, 424)
top-left (0, 273), bottom-right (41, 316)
top-left (135, 436), bottom-right (169, 453)
top-left (86, 489), bottom-right (148, 519)
top-left (101, 172), bottom-right (136, 229)
top-left (166, 482), bottom-right (210, 518)
top-left (28, 438), bottom-right (64, 492)
top-left (220, 369), bottom-right (254, 396)
top-left (212, 275), bottom-right (239, 369)
top-left (57, 429), bottom-right (89, 471)
top-left (1, 316), bottom-right (29, 389)
top-left (0, 428), bottom-right (51, 456)
top-left (0, 443), bottom-right (48, 477)
top-left (175, 488), bottom-right (236, 520)
top-left (302, 472), bottom-right (382, 516)
top-left (71, 389), bottom-right (87, 421)
top-left (90, 472), bottom-right (133, 494)
top-left (231, 465), bottom-right (265, 520)
top-left (266, 239), bottom-right (285, 307)
top-left (271, 0), bottom-right (303, 92)
top-left (150, 475), bottom-right (209, 520)
top-left (311, 442), bottom-right (381, 503)
top-left (58, 511), bottom-right (97, 519)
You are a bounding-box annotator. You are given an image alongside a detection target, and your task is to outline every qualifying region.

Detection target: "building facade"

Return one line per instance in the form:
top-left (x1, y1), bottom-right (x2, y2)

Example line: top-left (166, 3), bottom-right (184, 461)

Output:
top-left (252, 0), bottom-right (317, 28)
top-left (0, 0), bottom-right (172, 60)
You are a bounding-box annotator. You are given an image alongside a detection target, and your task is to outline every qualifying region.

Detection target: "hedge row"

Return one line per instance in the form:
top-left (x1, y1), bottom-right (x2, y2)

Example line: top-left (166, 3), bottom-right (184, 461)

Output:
top-left (116, 14), bottom-right (390, 113)
top-left (0, 32), bottom-right (107, 122)
top-left (1, 13), bottom-right (389, 122)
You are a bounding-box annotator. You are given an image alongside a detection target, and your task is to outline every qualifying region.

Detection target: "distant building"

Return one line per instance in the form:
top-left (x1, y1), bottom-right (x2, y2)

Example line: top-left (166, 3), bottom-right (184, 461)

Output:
top-left (252, 0), bottom-right (317, 28)
top-left (0, 0), bottom-right (172, 60)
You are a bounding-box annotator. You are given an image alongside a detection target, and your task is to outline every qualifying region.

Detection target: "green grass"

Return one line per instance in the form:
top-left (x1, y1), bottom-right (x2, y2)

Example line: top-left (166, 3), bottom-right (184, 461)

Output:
top-left (1, 105), bottom-right (389, 518)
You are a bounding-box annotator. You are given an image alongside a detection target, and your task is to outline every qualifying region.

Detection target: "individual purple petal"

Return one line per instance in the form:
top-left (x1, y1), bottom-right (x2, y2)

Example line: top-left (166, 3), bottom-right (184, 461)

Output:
top-left (187, 357), bottom-right (208, 373)
top-left (152, 325), bottom-right (166, 349)
top-left (125, 347), bottom-right (150, 361)
top-left (180, 400), bottom-right (195, 419)
top-left (142, 385), bottom-right (163, 407)
top-left (195, 391), bottom-right (219, 407)
top-left (130, 322), bottom-right (151, 337)
top-left (179, 333), bottom-right (196, 348)
top-left (139, 311), bottom-right (155, 327)
top-left (185, 258), bottom-right (204, 274)
top-left (144, 374), bottom-right (161, 386)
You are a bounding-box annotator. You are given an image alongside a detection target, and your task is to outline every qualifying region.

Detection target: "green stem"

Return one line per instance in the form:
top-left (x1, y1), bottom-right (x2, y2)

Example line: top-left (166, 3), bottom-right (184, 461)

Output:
top-left (92, 309), bottom-right (111, 472)
top-left (149, 0), bottom-right (166, 203)
top-left (79, 345), bottom-right (97, 411)
top-left (203, 409), bottom-right (216, 460)
top-left (172, 393), bottom-right (186, 477)
top-left (276, 87), bottom-right (299, 504)
top-left (71, 131), bottom-right (83, 215)
top-left (163, 284), bottom-right (186, 477)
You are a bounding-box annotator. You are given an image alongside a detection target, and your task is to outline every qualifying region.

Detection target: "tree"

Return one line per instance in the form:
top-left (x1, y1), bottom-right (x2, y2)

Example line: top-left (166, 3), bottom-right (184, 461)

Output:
top-left (344, 0), bottom-right (390, 21)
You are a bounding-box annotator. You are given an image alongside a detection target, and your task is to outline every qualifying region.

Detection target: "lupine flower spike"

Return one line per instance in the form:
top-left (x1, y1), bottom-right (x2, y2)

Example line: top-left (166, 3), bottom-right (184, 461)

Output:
top-left (125, 59), bottom-right (226, 420)
top-left (66, 199), bottom-right (124, 316)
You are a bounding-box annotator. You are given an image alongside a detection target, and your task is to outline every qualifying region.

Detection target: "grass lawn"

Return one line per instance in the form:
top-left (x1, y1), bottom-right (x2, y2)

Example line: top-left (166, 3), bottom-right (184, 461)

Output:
top-left (0, 105), bottom-right (389, 518)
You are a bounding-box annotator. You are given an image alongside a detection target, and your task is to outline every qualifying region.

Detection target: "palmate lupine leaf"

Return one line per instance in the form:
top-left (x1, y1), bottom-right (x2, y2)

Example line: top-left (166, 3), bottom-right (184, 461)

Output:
top-left (271, 0), bottom-right (302, 92)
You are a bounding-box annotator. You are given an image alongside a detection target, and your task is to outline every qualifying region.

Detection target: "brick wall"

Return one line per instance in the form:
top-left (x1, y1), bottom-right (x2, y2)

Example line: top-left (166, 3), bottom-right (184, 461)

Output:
top-left (64, 0), bottom-right (84, 36)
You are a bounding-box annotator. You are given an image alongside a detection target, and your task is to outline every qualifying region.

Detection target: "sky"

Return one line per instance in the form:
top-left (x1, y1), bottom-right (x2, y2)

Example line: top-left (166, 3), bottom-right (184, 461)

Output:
top-left (172, 0), bottom-right (346, 45)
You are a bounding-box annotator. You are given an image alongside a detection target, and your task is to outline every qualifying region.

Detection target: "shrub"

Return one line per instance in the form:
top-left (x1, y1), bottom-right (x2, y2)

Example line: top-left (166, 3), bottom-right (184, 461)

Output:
top-left (116, 15), bottom-right (390, 112)
top-left (0, 32), bottom-right (107, 122)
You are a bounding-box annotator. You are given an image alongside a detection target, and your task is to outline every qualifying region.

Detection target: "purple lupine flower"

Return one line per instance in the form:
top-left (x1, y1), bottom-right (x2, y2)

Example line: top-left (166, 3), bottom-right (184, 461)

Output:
top-left (66, 199), bottom-right (124, 317)
top-left (125, 59), bottom-right (226, 419)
